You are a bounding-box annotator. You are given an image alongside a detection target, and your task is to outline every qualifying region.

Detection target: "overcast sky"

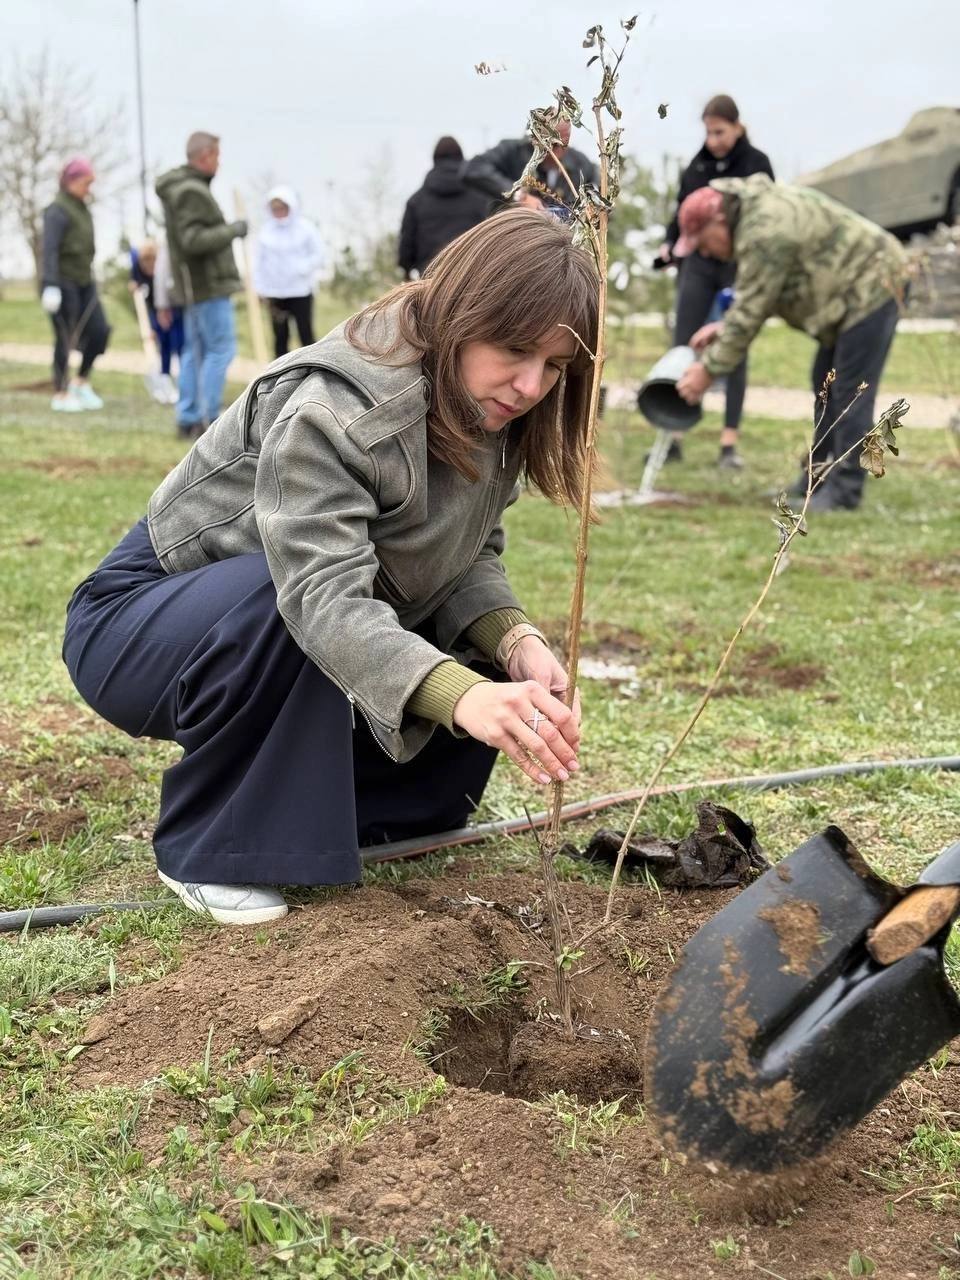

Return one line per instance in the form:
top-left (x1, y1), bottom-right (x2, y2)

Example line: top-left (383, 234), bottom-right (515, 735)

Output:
top-left (4, 0), bottom-right (959, 274)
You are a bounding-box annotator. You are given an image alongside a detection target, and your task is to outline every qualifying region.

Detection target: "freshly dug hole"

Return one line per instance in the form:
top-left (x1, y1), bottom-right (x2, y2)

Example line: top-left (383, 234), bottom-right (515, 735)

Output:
top-left (432, 1007), bottom-right (641, 1101)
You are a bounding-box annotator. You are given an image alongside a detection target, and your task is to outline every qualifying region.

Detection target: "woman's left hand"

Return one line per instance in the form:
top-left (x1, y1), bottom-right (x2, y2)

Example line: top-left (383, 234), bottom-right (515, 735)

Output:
top-left (506, 636), bottom-right (581, 727)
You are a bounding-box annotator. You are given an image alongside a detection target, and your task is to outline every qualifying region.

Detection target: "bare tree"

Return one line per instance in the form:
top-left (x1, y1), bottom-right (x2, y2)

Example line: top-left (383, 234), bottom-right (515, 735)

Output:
top-left (0, 48), bottom-right (127, 285)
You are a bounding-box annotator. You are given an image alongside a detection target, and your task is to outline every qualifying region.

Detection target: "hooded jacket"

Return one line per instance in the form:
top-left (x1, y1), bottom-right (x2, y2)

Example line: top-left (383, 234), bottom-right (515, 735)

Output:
top-left (701, 175), bottom-right (909, 378)
top-left (155, 164), bottom-right (242, 306)
top-left (146, 308), bottom-right (525, 762)
top-left (397, 160), bottom-right (489, 275)
top-left (253, 185), bottom-right (326, 298)
top-left (666, 134), bottom-right (774, 249)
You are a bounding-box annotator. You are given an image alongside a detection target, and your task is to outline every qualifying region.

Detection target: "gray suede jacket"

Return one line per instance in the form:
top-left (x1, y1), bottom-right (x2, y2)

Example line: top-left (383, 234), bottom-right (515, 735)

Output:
top-left (146, 314), bottom-right (523, 762)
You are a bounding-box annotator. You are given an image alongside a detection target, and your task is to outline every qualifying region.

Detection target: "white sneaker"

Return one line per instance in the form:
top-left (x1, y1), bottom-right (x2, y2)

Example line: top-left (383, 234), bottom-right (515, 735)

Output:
top-left (71, 382), bottom-right (104, 410)
top-left (158, 870), bottom-right (288, 925)
top-left (160, 373), bottom-right (179, 405)
top-left (51, 390), bottom-right (84, 413)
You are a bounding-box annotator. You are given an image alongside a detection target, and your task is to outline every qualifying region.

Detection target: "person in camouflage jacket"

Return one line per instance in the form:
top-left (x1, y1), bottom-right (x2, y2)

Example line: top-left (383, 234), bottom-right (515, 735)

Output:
top-left (675, 174), bottom-right (909, 510)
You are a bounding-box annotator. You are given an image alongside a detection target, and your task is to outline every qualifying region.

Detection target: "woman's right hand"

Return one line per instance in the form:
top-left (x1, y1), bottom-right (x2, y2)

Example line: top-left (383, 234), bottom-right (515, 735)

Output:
top-left (452, 680), bottom-right (580, 787)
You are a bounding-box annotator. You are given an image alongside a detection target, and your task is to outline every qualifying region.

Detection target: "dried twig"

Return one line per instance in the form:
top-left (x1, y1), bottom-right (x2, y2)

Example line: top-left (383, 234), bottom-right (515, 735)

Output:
top-left (511, 20), bottom-right (635, 1036)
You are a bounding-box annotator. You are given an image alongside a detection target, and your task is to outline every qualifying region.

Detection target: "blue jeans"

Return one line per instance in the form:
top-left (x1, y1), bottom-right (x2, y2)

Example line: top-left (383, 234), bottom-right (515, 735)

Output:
top-left (177, 297), bottom-right (236, 429)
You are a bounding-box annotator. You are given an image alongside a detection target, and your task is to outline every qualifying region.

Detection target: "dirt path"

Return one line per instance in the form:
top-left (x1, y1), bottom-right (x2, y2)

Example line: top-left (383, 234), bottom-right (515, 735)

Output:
top-left (3, 340), bottom-right (955, 429)
top-left (0, 340), bottom-right (263, 387)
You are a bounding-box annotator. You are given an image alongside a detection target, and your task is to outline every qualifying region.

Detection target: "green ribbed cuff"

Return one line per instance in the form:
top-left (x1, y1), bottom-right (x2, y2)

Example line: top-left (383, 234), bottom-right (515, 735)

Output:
top-left (406, 661), bottom-right (490, 733)
top-left (465, 608), bottom-right (530, 661)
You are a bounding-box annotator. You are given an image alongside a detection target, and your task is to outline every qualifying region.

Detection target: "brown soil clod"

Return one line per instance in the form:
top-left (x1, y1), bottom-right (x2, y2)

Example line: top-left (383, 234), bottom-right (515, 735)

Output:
top-left (257, 994), bottom-right (322, 1046)
top-left (757, 899), bottom-right (823, 976)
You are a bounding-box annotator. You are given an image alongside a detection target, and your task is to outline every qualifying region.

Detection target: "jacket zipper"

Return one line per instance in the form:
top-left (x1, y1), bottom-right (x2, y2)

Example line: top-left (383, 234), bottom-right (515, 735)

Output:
top-left (345, 690), bottom-right (399, 762)
top-left (465, 434), bottom-right (511, 571)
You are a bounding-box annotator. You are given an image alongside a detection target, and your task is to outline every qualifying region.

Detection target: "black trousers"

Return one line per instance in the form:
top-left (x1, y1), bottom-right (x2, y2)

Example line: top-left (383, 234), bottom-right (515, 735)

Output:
top-left (674, 253), bottom-right (746, 431)
top-left (810, 298), bottom-right (900, 506)
top-left (268, 295), bottom-right (315, 358)
top-left (50, 282), bottom-right (111, 390)
top-left (62, 520), bottom-right (498, 886)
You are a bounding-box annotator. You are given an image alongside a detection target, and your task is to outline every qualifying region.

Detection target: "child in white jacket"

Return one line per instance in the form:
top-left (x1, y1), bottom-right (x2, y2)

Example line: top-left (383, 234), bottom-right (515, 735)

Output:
top-left (252, 185), bottom-right (325, 357)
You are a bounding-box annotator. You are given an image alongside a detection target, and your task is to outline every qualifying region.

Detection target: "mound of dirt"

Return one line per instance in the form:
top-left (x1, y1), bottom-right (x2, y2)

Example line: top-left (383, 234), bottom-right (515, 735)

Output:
top-left (75, 875), bottom-right (704, 1091)
top-left (71, 869), bottom-right (960, 1278)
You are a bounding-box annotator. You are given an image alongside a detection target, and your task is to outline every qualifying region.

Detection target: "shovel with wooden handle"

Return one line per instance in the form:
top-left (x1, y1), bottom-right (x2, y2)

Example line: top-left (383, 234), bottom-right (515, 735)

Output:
top-left (645, 827), bottom-right (960, 1173)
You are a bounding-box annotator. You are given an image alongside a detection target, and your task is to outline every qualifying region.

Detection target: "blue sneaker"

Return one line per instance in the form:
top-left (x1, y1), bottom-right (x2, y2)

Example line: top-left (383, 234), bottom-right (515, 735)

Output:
top-left (71, 381), bottom-right (104, 410)
top-left (51, 389), bottom-right (84, 413)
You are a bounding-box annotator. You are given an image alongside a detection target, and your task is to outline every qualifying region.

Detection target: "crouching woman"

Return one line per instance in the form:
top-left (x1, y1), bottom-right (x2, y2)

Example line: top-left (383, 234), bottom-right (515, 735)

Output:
top-left (63, 209), bottom-right (597, 926)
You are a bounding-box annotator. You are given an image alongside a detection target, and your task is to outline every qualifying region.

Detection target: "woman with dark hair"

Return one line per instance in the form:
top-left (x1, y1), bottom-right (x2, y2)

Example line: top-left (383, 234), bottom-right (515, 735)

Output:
top-left (660, 95), bottom-right (774, 468)
top-left (63, 209), bottom-right (597, 925)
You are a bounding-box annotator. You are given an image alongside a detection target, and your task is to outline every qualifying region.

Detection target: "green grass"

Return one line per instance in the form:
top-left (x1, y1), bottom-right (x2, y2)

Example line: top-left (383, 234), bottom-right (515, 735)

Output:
top-left (4, 276), bottom-right (956, 398)
top-left (605, 314), bottom-right (960, 397)
top-left (1, 357), bottom-right (959, 1276)
top-left (0, 279), bottom-right (359, 365)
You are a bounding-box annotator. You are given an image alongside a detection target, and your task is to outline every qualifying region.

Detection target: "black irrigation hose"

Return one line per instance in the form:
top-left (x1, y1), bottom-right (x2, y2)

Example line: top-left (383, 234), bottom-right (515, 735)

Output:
top-left (3, 754), bottom-right (959, 934)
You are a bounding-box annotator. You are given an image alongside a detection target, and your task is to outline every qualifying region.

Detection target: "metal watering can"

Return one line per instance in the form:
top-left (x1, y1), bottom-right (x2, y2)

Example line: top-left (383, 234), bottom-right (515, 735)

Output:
top-left (636, 345), bottom-right (703, 432)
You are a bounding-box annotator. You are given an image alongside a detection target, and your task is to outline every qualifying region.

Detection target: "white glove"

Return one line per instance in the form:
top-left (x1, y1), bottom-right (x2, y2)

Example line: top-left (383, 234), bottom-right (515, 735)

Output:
top-left (41, 286), bottom-right (62, 314)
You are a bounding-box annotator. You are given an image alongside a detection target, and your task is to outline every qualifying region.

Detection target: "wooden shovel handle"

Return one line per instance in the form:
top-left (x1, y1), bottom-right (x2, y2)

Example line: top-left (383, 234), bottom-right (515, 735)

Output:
top-left (867, 884), bottom-right (960, 966)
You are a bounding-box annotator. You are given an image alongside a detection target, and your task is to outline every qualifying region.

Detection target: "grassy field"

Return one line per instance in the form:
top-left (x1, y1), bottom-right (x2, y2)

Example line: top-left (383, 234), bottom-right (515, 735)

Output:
top-left (0, 279), bottom-right (350, 371)
top-left (605, 314), bottom-right (960, 397)
top-left (2, 360), bottom-right (960, 1277)
top-left (2, 277), bottom-right (958, 398)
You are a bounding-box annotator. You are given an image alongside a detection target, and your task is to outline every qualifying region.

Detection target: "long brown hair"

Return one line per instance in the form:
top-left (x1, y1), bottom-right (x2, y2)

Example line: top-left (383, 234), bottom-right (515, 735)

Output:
top-left (346, 208), bottom-right (599, 508)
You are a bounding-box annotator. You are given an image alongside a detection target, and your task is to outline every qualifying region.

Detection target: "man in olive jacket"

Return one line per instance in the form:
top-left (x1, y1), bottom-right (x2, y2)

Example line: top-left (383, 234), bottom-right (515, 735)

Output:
top-left (676, 175), bottom-right (908, 510)
top-left (156, 131), bottom-right (247, 437)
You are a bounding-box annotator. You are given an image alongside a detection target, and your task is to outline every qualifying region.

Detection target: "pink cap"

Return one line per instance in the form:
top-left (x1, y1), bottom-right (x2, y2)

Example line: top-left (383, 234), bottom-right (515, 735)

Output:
top-left (673, 186), bottom-right (724, 257)
top-left (60, 156), bottom-right (95, 187)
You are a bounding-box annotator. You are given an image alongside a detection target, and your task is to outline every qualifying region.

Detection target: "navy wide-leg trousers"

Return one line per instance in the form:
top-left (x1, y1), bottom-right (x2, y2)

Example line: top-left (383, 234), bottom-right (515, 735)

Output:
top-left (63, 520), bottom-right (498, 886)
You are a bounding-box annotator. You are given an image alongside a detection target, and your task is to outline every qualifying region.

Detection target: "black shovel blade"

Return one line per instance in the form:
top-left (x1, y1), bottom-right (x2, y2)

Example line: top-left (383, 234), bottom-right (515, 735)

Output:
top-left (646, 826), bottom-right (960, 1173)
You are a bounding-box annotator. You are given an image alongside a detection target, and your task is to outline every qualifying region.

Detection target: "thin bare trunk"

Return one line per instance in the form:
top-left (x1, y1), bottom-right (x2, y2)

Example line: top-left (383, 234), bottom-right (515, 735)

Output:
top-left (540, 105), bottom-right (610, 1037)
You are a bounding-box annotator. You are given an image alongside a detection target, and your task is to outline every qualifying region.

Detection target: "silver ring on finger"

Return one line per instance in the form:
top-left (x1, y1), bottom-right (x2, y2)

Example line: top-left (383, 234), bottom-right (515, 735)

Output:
top-left (524, 709), bottom-right (544, 735)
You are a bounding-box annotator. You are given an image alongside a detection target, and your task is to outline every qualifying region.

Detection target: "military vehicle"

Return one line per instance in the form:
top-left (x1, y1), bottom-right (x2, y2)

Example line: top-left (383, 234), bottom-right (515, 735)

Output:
top-left (798, 107), bottom-right (960, 239)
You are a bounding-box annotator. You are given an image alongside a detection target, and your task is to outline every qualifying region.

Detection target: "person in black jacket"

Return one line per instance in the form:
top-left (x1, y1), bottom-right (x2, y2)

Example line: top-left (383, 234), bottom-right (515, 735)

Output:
top-left (398, 138), bottom-right (489, 278)
top-left (462, 118), bottom-right (598, 215)
top-left (660, 95), bottom-right (774, 468)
